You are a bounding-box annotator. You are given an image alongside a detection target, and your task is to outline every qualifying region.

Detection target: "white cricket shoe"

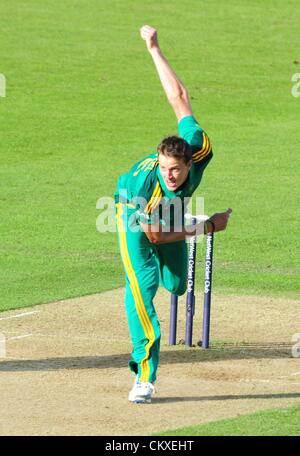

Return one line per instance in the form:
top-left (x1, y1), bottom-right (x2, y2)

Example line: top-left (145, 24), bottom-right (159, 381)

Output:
top-left (128, 376), bottom-right (155, 404)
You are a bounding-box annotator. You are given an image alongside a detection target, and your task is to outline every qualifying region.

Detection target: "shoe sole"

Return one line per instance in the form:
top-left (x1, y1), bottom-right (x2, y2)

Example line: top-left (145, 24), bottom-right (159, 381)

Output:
top-left (129, 396), bottom-right (152, 404)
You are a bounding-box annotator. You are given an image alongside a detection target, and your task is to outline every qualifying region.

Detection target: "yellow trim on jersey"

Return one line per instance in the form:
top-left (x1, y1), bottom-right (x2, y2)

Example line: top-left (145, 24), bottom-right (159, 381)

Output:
top-left (133, 157), bottom-right (159, 176)
top-left (193, 132), bottom-right (212, 163)
top-left (145, 181), bottom-right (163, 214)
top-left (116, 203), bottom-right (155, 382)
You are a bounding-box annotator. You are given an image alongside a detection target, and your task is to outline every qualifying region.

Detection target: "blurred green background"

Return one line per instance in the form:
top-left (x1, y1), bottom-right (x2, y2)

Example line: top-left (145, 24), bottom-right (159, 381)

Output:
top-left (0, 0), bottom-right (299, 311)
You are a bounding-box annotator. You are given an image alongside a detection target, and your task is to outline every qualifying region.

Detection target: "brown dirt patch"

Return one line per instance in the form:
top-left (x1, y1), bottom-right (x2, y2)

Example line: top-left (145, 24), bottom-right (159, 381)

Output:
top-left (0, 289), bottom-right (299, 435)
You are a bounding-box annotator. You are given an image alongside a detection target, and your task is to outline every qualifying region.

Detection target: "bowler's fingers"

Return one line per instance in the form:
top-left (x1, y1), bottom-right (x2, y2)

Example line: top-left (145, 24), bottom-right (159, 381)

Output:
top-left (140, 24), bottom-right (156, 40)
top-left (223, 208), bottom-right (233, 228)
top-left (140, 25), bottom-right (149, 39)
top-left (225, 208), bottom-right (233, 221)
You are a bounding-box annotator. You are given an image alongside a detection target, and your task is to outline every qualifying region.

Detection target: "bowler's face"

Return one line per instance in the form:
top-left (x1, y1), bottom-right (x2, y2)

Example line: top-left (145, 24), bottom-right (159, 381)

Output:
top-left (159, 154), bottom-right (192, 191)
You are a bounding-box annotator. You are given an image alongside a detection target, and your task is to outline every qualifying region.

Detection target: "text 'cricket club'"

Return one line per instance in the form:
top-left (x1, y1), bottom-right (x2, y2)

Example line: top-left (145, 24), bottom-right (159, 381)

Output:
top-left (204, 235), bottom-right (213, 294)
top-left (187, 238), bottom-right (196, 294)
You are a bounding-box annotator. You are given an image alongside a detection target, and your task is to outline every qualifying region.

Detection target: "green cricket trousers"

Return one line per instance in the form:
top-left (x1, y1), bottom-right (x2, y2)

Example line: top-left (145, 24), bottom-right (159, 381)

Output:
top-left (115, 202), bottom-right (187, 383)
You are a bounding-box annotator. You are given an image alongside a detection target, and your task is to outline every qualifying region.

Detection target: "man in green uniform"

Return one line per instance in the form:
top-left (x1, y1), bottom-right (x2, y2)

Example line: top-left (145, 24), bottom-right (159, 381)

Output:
top-left (115, 25), bottom-right (232, 403)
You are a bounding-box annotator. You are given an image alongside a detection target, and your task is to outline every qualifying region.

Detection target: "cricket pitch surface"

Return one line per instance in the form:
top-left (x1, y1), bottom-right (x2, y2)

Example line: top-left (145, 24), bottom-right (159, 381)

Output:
top-left (0, 289), bottom-right (299, 435)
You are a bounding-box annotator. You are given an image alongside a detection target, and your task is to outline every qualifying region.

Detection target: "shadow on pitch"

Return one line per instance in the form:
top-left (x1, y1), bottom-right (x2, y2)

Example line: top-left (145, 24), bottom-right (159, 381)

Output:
top-left (153, 392), bottom-right (300, 404)
top-left (0, 343), bottom-right (294, 372)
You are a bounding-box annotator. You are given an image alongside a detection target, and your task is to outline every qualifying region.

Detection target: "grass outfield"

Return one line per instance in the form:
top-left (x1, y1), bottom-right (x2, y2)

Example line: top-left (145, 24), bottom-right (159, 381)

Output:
top-left (156, 406), bottom-right (300, 436)
top-left (0, 0), bottom-right (299, 311)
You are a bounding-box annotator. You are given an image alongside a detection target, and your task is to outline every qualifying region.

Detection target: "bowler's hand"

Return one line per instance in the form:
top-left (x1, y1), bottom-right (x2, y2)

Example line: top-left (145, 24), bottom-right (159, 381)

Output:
top-left (140, 25), bottom-right (159, 52)
top-left (208, 208), bottom-right (233, 233)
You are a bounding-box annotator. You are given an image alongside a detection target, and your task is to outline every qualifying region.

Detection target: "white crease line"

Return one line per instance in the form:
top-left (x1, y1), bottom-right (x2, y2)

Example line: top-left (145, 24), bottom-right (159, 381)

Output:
top-left (2, 330), bottom-right (129, 343)
top-left (278, 372), bottom-right (300, 379)
top-left (239, 375), bottom-right (300, 384)
top-left (0, 356), bottom-right (31, 361)
top-left (9, 334), bottom-right (34, 340)
top-left (27, 333), bottom-right (129, 342)
top-left (0, 311), bottom-right (40, 321)
top-left (239, 380), bottom-right (300, 386)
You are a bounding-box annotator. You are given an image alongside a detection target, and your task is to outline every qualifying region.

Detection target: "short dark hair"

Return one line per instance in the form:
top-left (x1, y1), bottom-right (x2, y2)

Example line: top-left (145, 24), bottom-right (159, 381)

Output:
top-left (157, 135), bottom-right (192, 164)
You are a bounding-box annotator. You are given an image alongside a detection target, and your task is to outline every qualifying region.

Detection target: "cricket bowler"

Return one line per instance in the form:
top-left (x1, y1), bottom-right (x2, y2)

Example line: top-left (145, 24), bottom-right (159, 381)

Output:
top-left (114, 25), bottom-right (232, 403)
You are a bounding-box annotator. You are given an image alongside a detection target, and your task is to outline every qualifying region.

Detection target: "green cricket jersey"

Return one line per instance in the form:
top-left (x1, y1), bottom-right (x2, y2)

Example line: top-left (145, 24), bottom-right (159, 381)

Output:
top-left (115, 115), bottom-right (213, 384)
top-left (115, 115), bottom-right (213, 227)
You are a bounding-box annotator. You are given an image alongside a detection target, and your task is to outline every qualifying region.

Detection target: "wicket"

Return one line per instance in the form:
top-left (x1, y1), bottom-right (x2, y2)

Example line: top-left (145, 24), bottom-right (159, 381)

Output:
top-left (169, 215), bottom-right (214, 348)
